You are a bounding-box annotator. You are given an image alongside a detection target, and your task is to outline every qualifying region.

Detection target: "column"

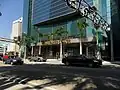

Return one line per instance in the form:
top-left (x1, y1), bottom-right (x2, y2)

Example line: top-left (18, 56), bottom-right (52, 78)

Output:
top-left (3, 45), bottom-right (6, 55)
top-left (79, 39), bottom-right (82, 55)
top-left (31, 46), bottom-right (34, 55)
top-left (60, 42), bottom-right (62, 60)
top-left (86, 47), bottom-right (88, 56)
top-left (39, 46), bottom-right (41, 55)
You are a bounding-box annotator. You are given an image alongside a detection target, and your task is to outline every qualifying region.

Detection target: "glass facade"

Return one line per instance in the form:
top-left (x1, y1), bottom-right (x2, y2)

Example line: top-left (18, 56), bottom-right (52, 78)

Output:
top-left (23, 0), bottom-right (34, 36)
top-left (32, 0), bottom-right (93, 25)
top-left (22, 0), bottom-right (29, 34)
top-left (32, 0), bottom-right (74, 25)
top-left (110, 0), bottom-right (120, 59)
top-left (32, 0), bottom-right (95, 40)
top-left (24, 0), bottom-right (112, 42)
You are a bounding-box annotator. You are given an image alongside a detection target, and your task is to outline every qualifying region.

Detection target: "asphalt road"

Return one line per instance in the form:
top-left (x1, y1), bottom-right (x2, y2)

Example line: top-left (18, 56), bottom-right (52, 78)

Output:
top-left (0, 62), bottom-right (120, 90)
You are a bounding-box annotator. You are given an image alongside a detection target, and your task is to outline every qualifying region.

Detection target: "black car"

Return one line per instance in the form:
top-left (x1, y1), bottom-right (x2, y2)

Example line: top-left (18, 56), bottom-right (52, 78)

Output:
top-left (0, 56), bottom-right (3, 61)
top-left (4, 56), bottom-right (23, 65)
top-left (62, 55), bottom-right (102, 67)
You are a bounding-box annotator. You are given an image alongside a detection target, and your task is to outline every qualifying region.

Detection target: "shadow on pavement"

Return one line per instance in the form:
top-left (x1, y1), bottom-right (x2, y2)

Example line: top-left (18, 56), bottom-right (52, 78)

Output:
top-left (0, 64), bottom-right (120, 90)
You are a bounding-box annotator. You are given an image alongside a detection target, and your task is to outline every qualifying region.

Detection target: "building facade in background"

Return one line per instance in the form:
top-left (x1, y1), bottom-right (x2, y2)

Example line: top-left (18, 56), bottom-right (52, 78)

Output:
top-left (8, 17), bottom-right (23, 53)
top-left (110, 0), bottom-right (120, 60)
top-left (0, 42), bottom-right (8, 56)
top-left (23, 0), bottom-right (120, 60)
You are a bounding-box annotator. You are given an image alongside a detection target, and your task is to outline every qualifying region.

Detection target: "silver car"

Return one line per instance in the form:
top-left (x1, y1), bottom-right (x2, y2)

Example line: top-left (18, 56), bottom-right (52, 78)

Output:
top-left (28, 55), bottom-right (46, 62)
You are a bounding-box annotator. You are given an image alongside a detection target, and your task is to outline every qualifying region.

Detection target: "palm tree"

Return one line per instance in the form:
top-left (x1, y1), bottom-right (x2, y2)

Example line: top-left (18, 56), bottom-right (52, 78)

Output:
top-left (55, 27), bottom-right (68, 60)
top-left (93, 23), bottom-right (103, 59)
top-left (77, 18), bottom-right (89, 55)
top-left (34, 27), bottom-right (44, 55)
top-left (44, 32), bottom-right (56, 58)
top-left (19, 33), bottom-right (35, 59)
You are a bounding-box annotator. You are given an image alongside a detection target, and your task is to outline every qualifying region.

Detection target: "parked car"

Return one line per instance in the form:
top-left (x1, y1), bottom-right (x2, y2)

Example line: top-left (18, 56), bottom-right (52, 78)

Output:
top-left (37, 55), bottom-right (46, 62)
top-left (4, 56), bottom-right (23, 65)
top-left (0, 56), bottom-right (3, 61)
top-left (28, 55), bottom-right (46, 62)
top-left (62, 55), bottom-right (102, 67)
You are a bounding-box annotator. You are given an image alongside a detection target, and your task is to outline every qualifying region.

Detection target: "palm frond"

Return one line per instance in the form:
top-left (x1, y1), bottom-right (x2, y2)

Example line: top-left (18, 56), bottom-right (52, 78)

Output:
top-left (38, 33), bottom-right (43, 37)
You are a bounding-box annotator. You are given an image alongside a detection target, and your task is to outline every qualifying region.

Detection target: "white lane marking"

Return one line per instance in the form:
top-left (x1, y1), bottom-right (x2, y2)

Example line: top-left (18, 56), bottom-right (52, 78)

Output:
top-left (18, 78), bottom-right (29, 84)
top-left (5, 76), bottom-right (16, 82)
top-left (0, 82), bottom-right (14, 87)
top-left (0, 77), bottom-right (9, 80)
top-left (4, 84), bottom-right (34, 90)
top-left (13, 77), bottom-right (21, 83)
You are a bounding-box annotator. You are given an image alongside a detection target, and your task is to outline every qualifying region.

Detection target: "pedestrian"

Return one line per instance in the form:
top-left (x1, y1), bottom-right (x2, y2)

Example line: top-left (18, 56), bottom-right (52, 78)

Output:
top-left (3, 53), bottom-right (9, 62)
top-left (56, 52), bottom-right (59, 60)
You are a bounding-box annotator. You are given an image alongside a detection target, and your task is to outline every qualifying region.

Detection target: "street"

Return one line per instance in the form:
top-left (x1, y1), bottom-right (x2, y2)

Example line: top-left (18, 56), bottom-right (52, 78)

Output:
top-left (0, 61), bottom-right (120, 90)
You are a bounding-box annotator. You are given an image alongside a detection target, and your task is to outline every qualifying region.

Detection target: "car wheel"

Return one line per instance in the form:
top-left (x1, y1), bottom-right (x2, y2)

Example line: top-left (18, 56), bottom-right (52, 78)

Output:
top-left (20, 62), bottom-right (23, 65)
top-left (88, 63), bottom-right (93, 67)
top-left (10, 62), bottom-right (13, 65)
top-left (97, 65), bottom-right (101, 68)
top-left (43, 60), bottom-right (46, 62)
top-left (65, 61), bottom-right (70, 66)
top-left (3, 61), bottom-right (6, 64)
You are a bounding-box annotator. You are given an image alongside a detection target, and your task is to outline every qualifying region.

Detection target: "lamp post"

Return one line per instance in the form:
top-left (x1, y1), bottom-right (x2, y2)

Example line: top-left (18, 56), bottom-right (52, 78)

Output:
top-left (23, 32), bottom-right (27, 60)
top-left (13, 37), bottom-right (18, 56)
top-left (107, 27), bottom-right (114, 61)
top-left (13, 37), bottom-right (21, 56)
top-left (66, 0), bottom-right (113, 61)
top-left (0, 12), bottom-right (2, 16)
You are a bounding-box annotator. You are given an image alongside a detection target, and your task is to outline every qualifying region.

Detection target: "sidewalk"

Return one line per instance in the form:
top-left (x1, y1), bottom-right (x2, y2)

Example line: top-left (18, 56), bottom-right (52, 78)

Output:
top-left (102, 61), bottom-right (120, 68)
top-left (23, 59), bottom-right (63, 65)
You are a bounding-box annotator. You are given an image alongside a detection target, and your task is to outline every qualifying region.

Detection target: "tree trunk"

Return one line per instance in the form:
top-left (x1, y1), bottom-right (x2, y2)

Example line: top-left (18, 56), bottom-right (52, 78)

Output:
top-left (15, 43), bottom-right (17, 55)
top-left (79, 38), bottom-right (82, 55)
top-left (86, 46), bottom-right (88, 56)
top-left (19, 47), bottom-right (21, 57)
top-left (60, 41), bottom-right (63, 60)
top-left (96, 32), bottom-right (101, 60)
top-left (50, 46), bottom-right (53, 58)
top-left (24, 45), bottom-right (26, 62)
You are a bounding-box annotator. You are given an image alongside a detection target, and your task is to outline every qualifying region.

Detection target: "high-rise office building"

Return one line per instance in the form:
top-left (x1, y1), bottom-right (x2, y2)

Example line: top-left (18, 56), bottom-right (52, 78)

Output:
top-left (8, 17), bottom-right (22, 53)
top-left (110, 0), bottom-right (120, 60)
top-left (23, 0), bottom-right (116, 60)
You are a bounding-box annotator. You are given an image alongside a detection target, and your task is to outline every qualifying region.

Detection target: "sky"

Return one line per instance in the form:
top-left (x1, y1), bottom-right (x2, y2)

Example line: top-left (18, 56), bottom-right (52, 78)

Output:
top-left (0, 0), bottom-right (23, 39)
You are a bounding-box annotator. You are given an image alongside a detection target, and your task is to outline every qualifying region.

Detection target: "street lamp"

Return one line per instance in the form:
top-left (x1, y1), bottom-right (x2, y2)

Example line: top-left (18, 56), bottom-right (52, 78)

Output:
top-left (13, 37), bottom-right (18, 55)
top-left (65, 0), bottom-right (113, 61)
top-left (107, 26), bottom-right (114, 61)
top-left (13, 36), bottom-right (21, 57)
top-left (0, 12), bottom-right (2, 16)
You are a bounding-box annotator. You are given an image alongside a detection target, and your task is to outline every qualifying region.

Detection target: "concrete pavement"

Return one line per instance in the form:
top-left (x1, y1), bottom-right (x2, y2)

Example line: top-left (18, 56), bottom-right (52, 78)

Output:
top-left (0, 60), bottom-right (120, 90)
top-left (24, 59), bottom-right (63, 65)
top-left (0, 62), bottom-right (120, 90)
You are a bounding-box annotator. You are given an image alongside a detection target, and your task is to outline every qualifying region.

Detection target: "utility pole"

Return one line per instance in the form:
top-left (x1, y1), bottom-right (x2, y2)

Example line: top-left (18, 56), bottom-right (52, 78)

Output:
top-left (110, 26), bottom-right (114, 62)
